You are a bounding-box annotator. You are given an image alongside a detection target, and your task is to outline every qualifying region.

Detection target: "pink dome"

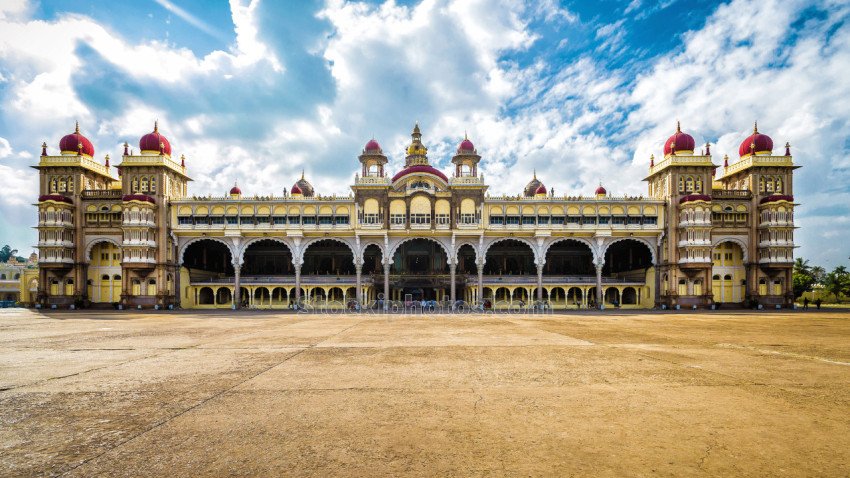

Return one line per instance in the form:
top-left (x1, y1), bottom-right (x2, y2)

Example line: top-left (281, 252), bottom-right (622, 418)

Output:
top-left (663, 122), bottom-right (695, 155)
top-left (59, 122), bottom-right (95, 157)
top-left (535, 184), bottom-right (547, 195)
top-left (364, 139), bottom-right (381, 152)
top-left (739, 123), bottom-right (773, 157)
top-left (391, 165), bottom-right (449, 182)
top-left (458, 138), bottom-right (475, 152)
top-left (229, 184), bottom-right (241, 195)
top-left (291, 183), bottom-right (303, 194)
top-left (139, 121), bottom-right (172, 155)
top-left (595, 185), bottom-right (607, 195)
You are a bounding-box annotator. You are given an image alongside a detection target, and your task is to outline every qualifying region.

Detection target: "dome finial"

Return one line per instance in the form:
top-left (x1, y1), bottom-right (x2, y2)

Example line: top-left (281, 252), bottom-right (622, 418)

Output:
top-left (301, 169), bottom-right (305, 180)
top-left (676, 120), bottom-right (681, 133)
top-left (104, 154), bottom-right (110, 168)
top-left (464, 130), bottom-right (468, 140)
top-left (74, 121), bottom-right (80, 134)
top-left (753, 120), bottom-right (758, 134)
top-left (154, 120), bottom-right (159, 133)
top-left (533, 169), bottom-right (537, 180)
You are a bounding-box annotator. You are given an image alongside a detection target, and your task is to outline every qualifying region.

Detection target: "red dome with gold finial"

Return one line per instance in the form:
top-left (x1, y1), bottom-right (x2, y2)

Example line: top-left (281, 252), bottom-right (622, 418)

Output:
top-left (291, 183), bottom-right (303, 195)
top-left (738, 121), bottom-right (773, 157)
top-left (595, 184), bottom-right (607, 195)
top-left (458, 132), bottom-right (475, 153)
top-left (364, 139), bottom-right (381, 152)
top-left (663, 121), bottom-right (695, 156)
top-left (59, 121), bottom-right (95, 157)
top-left (139, 121), bottom-right (172, 155)
top-left (229, 182), bottom-right (241, 195)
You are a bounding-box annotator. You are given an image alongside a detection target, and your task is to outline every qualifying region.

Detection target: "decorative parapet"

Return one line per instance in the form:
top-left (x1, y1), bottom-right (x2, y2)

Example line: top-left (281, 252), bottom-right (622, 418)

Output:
top-left (718, 155), bottom-right (796, 179)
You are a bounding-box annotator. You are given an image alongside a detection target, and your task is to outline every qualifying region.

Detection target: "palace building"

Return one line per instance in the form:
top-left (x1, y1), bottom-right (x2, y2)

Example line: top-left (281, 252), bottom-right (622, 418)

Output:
top-left (32, 121), bottom-right (798, 309)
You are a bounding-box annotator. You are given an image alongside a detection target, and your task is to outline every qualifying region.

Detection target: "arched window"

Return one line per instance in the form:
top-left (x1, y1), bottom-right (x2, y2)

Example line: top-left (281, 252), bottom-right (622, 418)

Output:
top-left (132, 178), bottom-right (139, 192)
top-left (149, 176), bottom-right (157, 193)
top-left (140, 177), bottom-right (149, 192)
top-left (67, 176), bottom-right (74, 193)
top-left (685, 176), bottom-right (694, 192)
top-left (50, 177), bottom-right (58, 192)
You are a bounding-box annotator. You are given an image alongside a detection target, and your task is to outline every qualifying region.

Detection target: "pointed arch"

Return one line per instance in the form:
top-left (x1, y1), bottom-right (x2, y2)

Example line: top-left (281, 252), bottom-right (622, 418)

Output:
top-left (481, 237), bottom-right (539, 265)
top-left (238, 236), bottom-right (295, 265)
top-left (300, 237), bottom-right (357, 264)
top-left (711, 236), bottom-right (749, 262)
top-left (602, 236), bottom-right (657, 265)
top-left (543, 237), bottom-right (598, 265)
top-left (388, 236), bottom-right (452, 264)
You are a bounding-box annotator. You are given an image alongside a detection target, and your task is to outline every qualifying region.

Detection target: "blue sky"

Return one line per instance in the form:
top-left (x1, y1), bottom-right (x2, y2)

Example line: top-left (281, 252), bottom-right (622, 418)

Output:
top-left (1, 0), bottom-right (848, 267)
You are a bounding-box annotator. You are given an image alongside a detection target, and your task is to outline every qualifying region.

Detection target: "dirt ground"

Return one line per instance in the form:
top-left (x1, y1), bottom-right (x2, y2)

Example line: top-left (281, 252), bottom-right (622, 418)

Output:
top-left (0, 308), bottom-right (848, 477)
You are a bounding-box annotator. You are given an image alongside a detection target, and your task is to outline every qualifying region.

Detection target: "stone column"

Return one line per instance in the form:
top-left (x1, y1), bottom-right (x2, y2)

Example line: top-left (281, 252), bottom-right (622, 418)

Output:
top-left (477, 262), bottom-right (484, 306)
top-left (595, 263), bottom-right (604, 310)
top-left (536, 263), bottom-right (544, 302)
top-left (294, 263), bottom-right (302, 305)
top-left (174, 263), bottom-right (182, 309)
top-left (233, 260), bottom-right (241, 310)
top-left (355, 263), bottom-right (363, 305)
top-left (450, 262), bottom-right (457, 306)
top-left (383, 262), bottom-right (390, 311)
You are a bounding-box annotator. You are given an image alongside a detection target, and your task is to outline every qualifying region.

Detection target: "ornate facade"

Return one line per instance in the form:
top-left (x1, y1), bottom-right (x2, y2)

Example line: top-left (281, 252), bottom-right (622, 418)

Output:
top-left (32, 121), bottom-right (798, 310)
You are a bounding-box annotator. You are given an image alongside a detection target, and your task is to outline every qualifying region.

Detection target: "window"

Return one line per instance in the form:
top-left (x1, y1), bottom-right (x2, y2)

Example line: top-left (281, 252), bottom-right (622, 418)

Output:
top-left (537, 216), bottom-right (549, 225)
top-left (334, 215), bottom-right (349, 225)
top-left (390, 214), bottom-right (405, 225)
top-left (643, 216), bottom-right (657, 225)
top-left (318, 216), bottom-right (333, 225)
top-left (410, 214), bottom-right (430, 225)
top-left (598, 216), bottom-right (610, 225)
top-left (302, 216), bottom-right (316, 225)
top-left (435, 214), bottom-right (449, 225)
top-left (178, 216), bottom-right (192, 225)
top-left (566, 216), bottom-right (580, 224)
top-left (521, 216), bottom-right (535, 225)
top-left (505, 216), bottom-right (520, 225)
top-left (612, 216), bottom-right (625, 225)
top-left (272, 216), bottom-right (287, 225)
top-left (211, 216), bottom-right (225, 225)
top-left (490, 216), bottom-right (504, 225)
top-left (226, 216), bottom-right (238, 225)
top-left (288, 216), bottom-right (301, 225)
top-left (583, 216), bottom-right (597, 225)
top-left (150, 177), bottom-right (157, 193)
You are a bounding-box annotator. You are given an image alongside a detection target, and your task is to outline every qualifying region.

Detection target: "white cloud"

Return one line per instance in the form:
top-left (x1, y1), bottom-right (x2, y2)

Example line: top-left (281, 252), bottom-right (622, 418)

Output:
top-left (0, 137), bottom-right (11, 158)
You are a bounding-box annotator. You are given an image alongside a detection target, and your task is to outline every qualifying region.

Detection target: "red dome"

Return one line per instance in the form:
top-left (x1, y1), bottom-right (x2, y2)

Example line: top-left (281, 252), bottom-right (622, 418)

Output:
top-left (595, 185), bottom-right (607, 195)
top-left (364, 139), bottom-right (381, 152)
top-left (663, 122), bottom-right (695, 156)
top-left (59, 122), bottom-right (95, 157)
top-left (739, 123), bottom-right (773, 157)
top-left (391, 165), bottom-right (449, 183)
top-left (139, 121), bottom-right (172, 155)
top-left (458, 138), bottom-right (475, 152)
top-left (122, 194), bottom-right (155, 204)
top-left (680, 194), bottom-right (712, 204)
top-left (535, 184), bottom-right (547, 195)
top-left (291, 183), bottom-right (303, 195)
top-left (229, 184), bottom-right (241, 195)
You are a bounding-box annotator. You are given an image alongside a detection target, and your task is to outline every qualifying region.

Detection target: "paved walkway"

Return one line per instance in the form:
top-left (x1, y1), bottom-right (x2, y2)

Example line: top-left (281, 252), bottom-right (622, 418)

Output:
top-left (1, 308), bottom-right (848, 476)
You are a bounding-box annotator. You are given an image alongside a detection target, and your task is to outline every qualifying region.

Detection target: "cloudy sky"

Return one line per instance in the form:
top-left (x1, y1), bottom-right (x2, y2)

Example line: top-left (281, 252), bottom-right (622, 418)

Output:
top-left (0, 0), bottom-right (848, 266)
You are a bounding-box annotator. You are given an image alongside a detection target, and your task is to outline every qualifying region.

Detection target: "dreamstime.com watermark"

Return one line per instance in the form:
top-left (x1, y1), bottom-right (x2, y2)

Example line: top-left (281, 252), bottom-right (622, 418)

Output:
top-left (279, 299), bottom-right (559, 316)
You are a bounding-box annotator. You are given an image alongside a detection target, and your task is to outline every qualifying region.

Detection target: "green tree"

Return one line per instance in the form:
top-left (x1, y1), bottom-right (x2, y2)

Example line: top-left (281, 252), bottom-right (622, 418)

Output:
top-left (823, 266), bottom-right (850, 303)
top-left (811, 265), bottom-right (826, 284)
top-left (0, 245), bottom-right (18, 263)
top-left (792, 258), bottom-right (816, 299)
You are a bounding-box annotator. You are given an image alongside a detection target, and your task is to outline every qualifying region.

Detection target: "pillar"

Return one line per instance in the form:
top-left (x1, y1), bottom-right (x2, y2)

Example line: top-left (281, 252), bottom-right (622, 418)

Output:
top-left (233, 261), bottom-right (241, 309)
top-left (477, 262), bottom-right (484, 305)
top-left (450, 262), bottom-right (456, 306)
top-left (355, 263), bottom-right (362, 305)
top-left (595, 263), bottom-right (603, 309)
top-left (294, 263), bottom-right (302, 305)
top-left (383, 262), bottom-right (390, 311)
top-left (536, 263), bottom-right (544, 302)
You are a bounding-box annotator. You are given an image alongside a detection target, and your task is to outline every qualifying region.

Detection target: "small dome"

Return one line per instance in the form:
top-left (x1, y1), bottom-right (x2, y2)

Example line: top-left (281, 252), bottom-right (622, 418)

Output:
top-left (364, 139), bottom-right (381, 152)
top-left (229, 183), bottom-right (241, 195)
top-left (523, 171), bottom-right (543, 197)
top-left (595, 184), bottom-right (607, 195)
top-left (290, 183), bottom-right (303, 195)
top-left (294, 171), bottom-right (315, 197)
top-left (458, 137), bottom-right (475, 153)
top-left (534, 184), bottom-right (547, 195)
top-left (59, 122), bottom-right (95, 157)
top-left (739, 122), bottom-right (773, 157)
top-left (663, 122), bottom-right (695, 156)
top-left (139, 121), bottom-right (172, 155)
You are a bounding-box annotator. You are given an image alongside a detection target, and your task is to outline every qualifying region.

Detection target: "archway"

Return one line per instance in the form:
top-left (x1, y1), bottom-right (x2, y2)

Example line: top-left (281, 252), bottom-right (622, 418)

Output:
top-left (483, 239), bottom-right (535, 276)
top-left (87, 241), bottom-right (122, 303)
top-left (544, 239), bottom-right (594, 276)
top-left (242, 239), bottom-right (293, 276)
top-left (457, 244), bottom-right (477, 274)
top-left (711, 241), bottom-right (745, 303)
top-left (302, 239), bottom-right (355, 275)
top-left (216, 287), bottom-right (232, 305)
top-left (390, 238), bottom-right (449, 301)
top-left (602, 239), bottom-right (654, 293)
top-left (198, 287), bottom-right (214, 305)
top-left (183, 239), bottom-right (234, 280)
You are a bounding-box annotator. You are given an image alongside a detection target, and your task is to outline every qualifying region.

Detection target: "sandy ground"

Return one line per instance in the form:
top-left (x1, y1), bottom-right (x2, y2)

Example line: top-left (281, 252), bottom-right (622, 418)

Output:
top-left (0, 308), bottom-right (848, 477)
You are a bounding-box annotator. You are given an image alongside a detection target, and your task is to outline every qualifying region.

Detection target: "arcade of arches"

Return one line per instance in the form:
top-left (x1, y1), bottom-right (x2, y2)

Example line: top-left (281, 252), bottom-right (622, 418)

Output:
top-left (178, 237), bottom-right (658, 309)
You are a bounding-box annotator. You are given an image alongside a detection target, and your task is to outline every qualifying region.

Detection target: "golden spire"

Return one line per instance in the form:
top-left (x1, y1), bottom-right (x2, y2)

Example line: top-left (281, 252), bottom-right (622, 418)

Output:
top-left (154, 120), bottom-right (159, 133)
top-left (533, 169), bottom-right (537, 180)
top-left (753, 120), bottom-right (758, 134)
top-left (301, 169), bottom-right (305, 180)
top-left (676, 120), bottom-right (681, 133)
top-left (74, 121), bottom-right (80, 134)
top-left (464, 130), bottom-right (468, 140)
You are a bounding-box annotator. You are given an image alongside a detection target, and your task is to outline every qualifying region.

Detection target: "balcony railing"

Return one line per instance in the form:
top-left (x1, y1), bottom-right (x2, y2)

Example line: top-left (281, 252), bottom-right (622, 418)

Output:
top-left (711, 189), bottom-right (752, 199)
top-left (81, 189), bottom-right (123, 199)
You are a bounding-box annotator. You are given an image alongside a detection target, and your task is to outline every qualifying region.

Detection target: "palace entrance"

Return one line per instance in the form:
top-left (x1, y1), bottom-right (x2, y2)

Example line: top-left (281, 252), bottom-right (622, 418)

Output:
top-left (387, 239), bottom-right (451, 302)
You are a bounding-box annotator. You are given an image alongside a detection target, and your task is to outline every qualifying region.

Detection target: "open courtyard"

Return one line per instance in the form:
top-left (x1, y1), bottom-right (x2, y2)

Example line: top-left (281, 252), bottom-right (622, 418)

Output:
top-left (1, 308), bottom-right (848, 477)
